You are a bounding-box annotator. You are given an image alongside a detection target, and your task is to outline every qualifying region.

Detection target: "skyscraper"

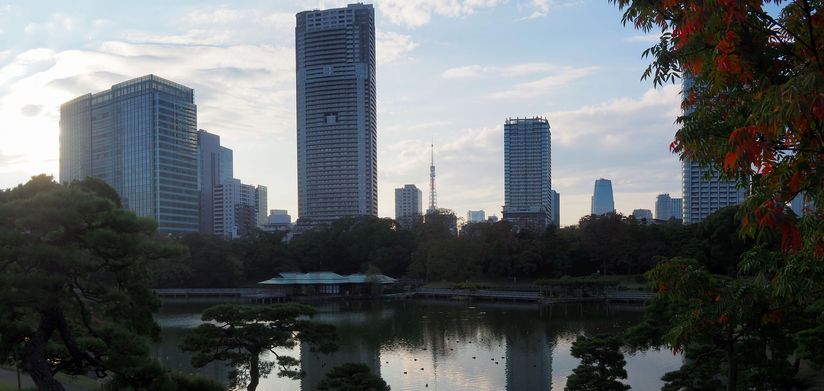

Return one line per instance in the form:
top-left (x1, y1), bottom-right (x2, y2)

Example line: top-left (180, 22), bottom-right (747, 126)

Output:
top-left (551, 189), bottom-right (560, 228)
top-left (295, 3), bottom-right (377, 225)
top-left (503, 117), bottom-right (552, 231)
top-left (394, 184), bottom-right (422, 227)
top-left (591, 178), bottom-right (615, 215)
top-left (60, 75), bottom-right (199, 233)
top-left (681, 77), bottom-right (747, 224)
top-left (198, 129), bottom-right (234, 233)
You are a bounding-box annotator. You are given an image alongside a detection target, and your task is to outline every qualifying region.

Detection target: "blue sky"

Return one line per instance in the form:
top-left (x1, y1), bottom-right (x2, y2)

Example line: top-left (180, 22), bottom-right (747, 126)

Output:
top-left (0, 0), bottom-right (683, 226)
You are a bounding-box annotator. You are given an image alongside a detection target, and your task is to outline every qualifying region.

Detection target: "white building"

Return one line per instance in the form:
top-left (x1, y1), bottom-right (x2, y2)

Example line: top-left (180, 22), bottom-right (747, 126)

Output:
top-left (394, 184), bottom-right (423, 227)
top-left (262, 209), bottom-right (292, 232)
top-left (213, 178), bottom-right (260, 239)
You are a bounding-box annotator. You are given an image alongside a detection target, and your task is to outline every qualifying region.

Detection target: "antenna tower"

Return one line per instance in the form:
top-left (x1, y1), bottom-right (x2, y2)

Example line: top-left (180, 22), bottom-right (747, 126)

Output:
top-left (428, 143), bottom-right (437, 213)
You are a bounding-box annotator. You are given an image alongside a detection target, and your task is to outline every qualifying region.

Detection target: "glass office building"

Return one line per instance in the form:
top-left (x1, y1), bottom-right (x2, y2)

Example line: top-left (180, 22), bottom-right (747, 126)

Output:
top-left (295, 3), bottom-right (377, 224)
top-left (60, 75), bottom-right (199, 233)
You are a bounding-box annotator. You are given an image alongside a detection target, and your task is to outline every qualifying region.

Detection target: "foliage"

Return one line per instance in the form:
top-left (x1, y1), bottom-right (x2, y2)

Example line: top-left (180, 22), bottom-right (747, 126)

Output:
top-left (316, 363), bottom-right (390, 391)
top-left (0, 176), bottom-right (183, 391)
top-left (181, 303), bottom-right (337, 391)
top-left (610, 0), bottom-right (823, 255)
top-left (564, 334), bottom-right (629, 391)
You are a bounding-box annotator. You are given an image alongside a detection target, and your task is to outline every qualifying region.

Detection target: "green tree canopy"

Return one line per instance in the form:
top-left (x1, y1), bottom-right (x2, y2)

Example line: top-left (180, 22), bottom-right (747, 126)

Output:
top-left (564, 334), bottom-right (629, 391)
top-left (181, 303), bottom-right (337, 391)
top-left (0, 175), bottom-right (184, 390)
top-left (316, 363), bottom-right (390, 391)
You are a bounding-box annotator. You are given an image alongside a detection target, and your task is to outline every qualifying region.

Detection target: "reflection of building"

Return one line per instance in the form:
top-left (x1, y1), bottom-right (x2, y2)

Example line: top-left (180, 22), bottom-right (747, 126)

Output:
top-left (395, 184), bottom-right (423, 228)
top-left (506, 324), bottom-right (552, 390)
top-left (153, 328), bottom-right (232, 385)
top-left (258, 272), bottom-right (396, 296)
top-left (503, 117), bottom-right (552, 232)
top-left (591, 178), bottom-right (615, 215)
top-left (296, 3), bottom-right (377, 225)
top-left (300, 332), bottom-right (380, 391)
top-left (60, 75), bottom-right (199, 233)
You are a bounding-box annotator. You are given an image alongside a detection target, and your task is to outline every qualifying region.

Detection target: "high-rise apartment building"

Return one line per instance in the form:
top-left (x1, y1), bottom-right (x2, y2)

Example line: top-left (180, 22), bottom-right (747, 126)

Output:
top-left (198, 130), bottom-right (234, 233)
top-left (681, 77), bottom-right (746, 224)
top-left (60, 75), bottom-right (198, 233)
top-left (503, 117), bottom-right (552, 231)
top-left (295, 3), bottom-right (377, 225)
top-left (394, 184), bottom-right (422, 227)
top-left (671, 198), bottom-right (683, 221)
top-left (591, 178), bottom-right (615, 215)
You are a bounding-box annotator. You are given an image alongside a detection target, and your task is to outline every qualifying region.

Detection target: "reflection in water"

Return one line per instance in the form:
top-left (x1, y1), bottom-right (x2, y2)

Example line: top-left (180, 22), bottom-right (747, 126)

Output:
top-left (155, 300), bottom-right (681, 391)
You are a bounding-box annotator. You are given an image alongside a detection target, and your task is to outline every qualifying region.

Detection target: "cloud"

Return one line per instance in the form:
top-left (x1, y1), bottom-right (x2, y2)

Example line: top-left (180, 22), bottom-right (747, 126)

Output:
top-left (549, 84), bottom-right (681, 147)
top-left (624, 34), bottom-right (660, 43)
top-left (375, 0), bottom-right (505, 28)
top-left (377, 32), bottom-right (419, 65)
top-left (518, 0), bottom-right (583, 20)
top-left (485, 66), bottom-right (598, 99)
top-left (122, 7), bottom-right (295, 46)
top-left (0, 40), bottom-right (296, 197)
top-left (441, 62), bottom-right (563, 79)
top-left (24, 14), bottom-right (75, 34)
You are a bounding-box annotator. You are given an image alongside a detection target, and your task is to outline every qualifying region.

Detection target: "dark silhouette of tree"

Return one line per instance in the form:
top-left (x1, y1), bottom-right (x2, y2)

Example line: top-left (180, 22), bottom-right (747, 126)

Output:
top-left (181, 303), bottom-right (336, 391)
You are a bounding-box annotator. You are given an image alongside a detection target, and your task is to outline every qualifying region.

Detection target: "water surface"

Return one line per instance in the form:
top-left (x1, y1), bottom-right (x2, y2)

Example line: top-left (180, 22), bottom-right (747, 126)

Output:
top-left (154, 299), bottom-right (681, 390)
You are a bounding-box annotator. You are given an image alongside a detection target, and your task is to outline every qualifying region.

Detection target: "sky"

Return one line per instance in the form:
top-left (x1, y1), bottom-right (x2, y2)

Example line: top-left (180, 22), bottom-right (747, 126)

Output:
top-left (0, 0), bottom-right (684, 227)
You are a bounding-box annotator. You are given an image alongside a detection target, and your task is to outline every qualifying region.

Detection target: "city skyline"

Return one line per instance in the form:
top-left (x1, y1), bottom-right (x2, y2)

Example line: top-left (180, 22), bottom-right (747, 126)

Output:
top-left (0, 0), bottom-right (683, 226)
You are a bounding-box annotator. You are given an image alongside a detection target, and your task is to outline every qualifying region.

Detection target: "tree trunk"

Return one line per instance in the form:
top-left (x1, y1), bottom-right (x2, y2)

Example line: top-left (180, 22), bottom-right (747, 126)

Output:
top-left (248, 353), bottom-right (260, 391)
top-left (726, 338), bottom-right (737, 391)
top-left (22, 310), bottom-right (65, 391)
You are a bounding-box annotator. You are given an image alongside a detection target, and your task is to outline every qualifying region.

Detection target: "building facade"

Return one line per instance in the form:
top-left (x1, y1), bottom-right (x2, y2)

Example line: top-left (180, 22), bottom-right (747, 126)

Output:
top-left (256, 185), bottom-right (268, 227)
top-left (551, 190), bottom-right (560, 228)
top-left (503, 117), bottom-right (552, 231)
top-left (681, 76), bottom-right (747, 224)
top-left (654, 193), bottom-right (673, 220)
top-left (671, 198), bottom-right (683, 221)
top-left (591, 178), bottom-right (615, 215)
top-left (60, 75), bottom-right (199, 233)
top-left (632, 208), bottom-right (653, 221)
top-left (198, 129), bottom-right (234, 233)
top-left (466, 210), bottom-right (486, 223)
top-left (394, 184), bottom-right (422, 227)
top-left (262, 209), bottom-right (293, 232)
top-left (295, 3), bottom-right (377, 225)
top-left (213, 178), bottom-right (259, 238)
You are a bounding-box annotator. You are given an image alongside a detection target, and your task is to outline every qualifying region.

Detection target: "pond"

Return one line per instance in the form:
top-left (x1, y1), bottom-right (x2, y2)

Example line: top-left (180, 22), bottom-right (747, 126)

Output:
top-left (154, 299), bottom-right (681, 391)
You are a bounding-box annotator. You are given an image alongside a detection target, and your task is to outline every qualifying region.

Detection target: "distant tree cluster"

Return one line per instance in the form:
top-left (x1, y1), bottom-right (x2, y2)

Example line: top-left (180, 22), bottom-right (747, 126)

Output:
top-left (151, 206), bottom-right (752, 287)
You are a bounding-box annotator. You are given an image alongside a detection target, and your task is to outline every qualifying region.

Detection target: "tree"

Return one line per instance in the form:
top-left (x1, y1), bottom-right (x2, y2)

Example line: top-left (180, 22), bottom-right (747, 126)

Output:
top-left (181, 303), bottom-right (337, 391)
top-left (0, 176), bottom-right (184, 390)
top-left (609, 0), bottom-right (823, 256)
top-left (316, 363), bottom-right (390, 391)
top-left (564, 334), bottom-right (630, 391)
